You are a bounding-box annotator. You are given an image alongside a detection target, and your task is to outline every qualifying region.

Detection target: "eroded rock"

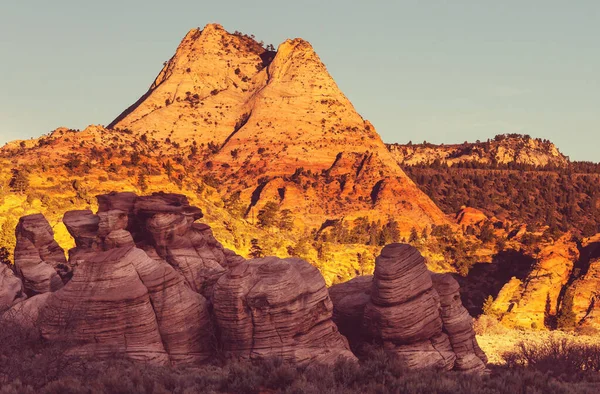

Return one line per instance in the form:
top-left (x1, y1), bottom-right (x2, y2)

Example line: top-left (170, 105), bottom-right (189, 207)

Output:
top-left (14, 214), bottom-right (68, 295)
top-left (213, 256), bottom-right (356, 365)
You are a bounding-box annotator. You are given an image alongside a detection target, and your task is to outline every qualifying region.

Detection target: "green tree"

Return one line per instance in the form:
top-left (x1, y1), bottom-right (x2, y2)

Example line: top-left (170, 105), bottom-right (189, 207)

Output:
top-left (257, 201), bottom-right (279, 228)
top-left (0, 218), bottom-right (17, 263)
top-left (9, 169), bottom-right (29, 194)
top-left (482, 295), bottom-right (495, 316)
top-left (138, 173), bottom-right (148, 193)
top-left (249, 239), bottom-right (264, 259)
top-left (557, 294), bottom-right (577, 330)
top-left (0, 247), bottom-right (10, 265)
top-left (409, 227), bottom-right (419, 243)
top-left (278, 209), bottom-right (294, 231)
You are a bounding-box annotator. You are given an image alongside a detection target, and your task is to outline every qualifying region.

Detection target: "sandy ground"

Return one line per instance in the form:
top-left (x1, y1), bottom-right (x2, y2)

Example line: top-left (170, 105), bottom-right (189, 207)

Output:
top-left (477, 330), bottom-right (600, 365)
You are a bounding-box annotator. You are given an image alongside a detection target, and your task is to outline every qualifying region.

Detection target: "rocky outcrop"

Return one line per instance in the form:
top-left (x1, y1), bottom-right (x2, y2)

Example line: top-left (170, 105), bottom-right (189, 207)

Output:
top-left (364, 244), bottom-right (455, 370)
top-left (0, 264), bottom-right (26, 312)
top-left (495, 236), bottom-right (579, 329)
top-left (456, 207), bottom-right (487, 227)
top-left (330, 244), bottom-right (487, 372)
top-left (387, 135), bottom-right (569, 168)
top-left (213, 256), bottom-right (356, 366)
top-left (14, 214), bottom-right (68, 295)
top-left (431, 273), bottom-right (487, 373)
top-left (42, 246), bottom-right (213, 364)
top-left (568, 258), bottom-right (600, 329)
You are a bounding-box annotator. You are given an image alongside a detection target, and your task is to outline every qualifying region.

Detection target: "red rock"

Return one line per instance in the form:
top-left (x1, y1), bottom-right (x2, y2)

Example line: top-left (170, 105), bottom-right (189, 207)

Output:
top-left (212, 256), bottom-right (355, 365)
top-left (14, 214), bottom-right (68, 295)
top-left (430, 273), bottom-right (487, 373)
top-left (0, 264), bottom-right (26, 312)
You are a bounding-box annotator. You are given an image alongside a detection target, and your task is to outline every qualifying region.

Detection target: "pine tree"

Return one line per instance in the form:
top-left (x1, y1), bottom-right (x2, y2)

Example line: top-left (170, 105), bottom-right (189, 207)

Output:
top-left (409, 227), bottom-right (419, 243)
top-left (557, 294), bottom-right (577, 330)
top-left (257, 201), bottom-right (279, 228)
top-left (482, 295), bottom-right (495, 316)
top-left (9, 169), bottom-right (29, 194)
top-left (278, 209), bottom-right (294, 231)
top-left (249, 239), bottom-right (264, 259)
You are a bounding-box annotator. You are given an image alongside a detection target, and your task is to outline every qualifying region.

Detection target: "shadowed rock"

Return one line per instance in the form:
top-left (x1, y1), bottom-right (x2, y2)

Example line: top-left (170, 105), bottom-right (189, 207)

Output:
top-left (331, 244), bottom-right (487, 372)
top-left (212, 256), bottom-right (356, 365)
top-left (0, 264), bottom-right (27, 312)
top-left (14, 214), bottom-right (68, 295)
top-left (431, 273), bottom-right (488, 373)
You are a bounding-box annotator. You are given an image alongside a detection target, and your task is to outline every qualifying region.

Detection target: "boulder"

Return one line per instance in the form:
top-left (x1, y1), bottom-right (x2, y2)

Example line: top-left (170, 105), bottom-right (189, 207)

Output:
top-left (364, 244), bottom-right (455, 370)
top-left (430, 273), bottom-right (487, 373)
top-left (212, 256), bottom-right (356, 365)
top-left (0, 264), bottom-right (26, 312)
top-left (40, 240), bottom-right (213, 365)
top-left (331, 244), bottom-right (488, 372)
top-left (14, 214), bottom-right (68, 295)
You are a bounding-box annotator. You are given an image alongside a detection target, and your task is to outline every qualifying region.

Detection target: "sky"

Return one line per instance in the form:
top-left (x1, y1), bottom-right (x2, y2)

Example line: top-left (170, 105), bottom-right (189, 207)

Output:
top-left (0, 0), bottom-right (598, 161)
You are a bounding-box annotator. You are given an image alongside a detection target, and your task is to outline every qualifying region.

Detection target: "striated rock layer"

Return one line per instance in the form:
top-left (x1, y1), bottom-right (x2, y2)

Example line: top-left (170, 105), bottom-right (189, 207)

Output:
top-left (431, 273), bottom-right (487, 373)
top-left (14, 214), bottom-right (69, 296)
top-left (330, 244), bottom-right (487, 372)
top-left (2, 191), bottom-right (357, 367)
top-left (213, 256), bottom-right (356, 365)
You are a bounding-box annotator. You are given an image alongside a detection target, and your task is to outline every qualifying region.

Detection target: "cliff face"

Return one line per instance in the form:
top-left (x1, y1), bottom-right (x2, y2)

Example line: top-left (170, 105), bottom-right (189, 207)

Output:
top-left (388, 135), bottom-right (569, 168)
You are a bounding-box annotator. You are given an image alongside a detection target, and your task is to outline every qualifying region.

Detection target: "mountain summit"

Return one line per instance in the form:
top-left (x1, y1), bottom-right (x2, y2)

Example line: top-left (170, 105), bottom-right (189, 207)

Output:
top-left (109, 23), bottom-right (447, 231)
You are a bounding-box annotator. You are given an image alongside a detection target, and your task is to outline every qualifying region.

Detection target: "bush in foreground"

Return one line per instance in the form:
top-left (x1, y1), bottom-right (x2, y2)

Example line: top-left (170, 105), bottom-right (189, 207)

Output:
top-left (1, 316), bottom-right (599, 393)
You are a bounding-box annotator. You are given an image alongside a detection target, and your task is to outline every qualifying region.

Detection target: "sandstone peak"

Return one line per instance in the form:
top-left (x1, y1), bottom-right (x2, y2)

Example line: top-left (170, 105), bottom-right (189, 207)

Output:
top-left (104, 24), bottom-right (450, 232)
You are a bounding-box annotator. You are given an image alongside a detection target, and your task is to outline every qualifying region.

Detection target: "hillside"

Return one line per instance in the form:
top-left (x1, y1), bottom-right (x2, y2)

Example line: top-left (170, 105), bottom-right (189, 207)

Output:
top-left (390, 135), bottom-right (600, 236)
top-left (107, 23), bottom-right (448, 233)
top-left (388, 134), bottom-right (569, 168)
top-left (0, 24), bottom-right (453, 284)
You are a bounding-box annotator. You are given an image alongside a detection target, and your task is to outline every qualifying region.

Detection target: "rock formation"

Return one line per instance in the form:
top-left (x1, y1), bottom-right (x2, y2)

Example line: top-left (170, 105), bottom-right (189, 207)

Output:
top-left (456, 207), bottom-right (488, 227)
top-left (212, 256), bottom-right (356, 366)
top-left (430, 273), bottom-right (487, 373)
top-left (14, 214), bottom-right (69, 295)
top-left (493, 236), bottom-right (579, 329)
top-left (4, 192), bottom-right (231, 365)
top-left (2, 191), bottom-right (358, 367)
top-left (330, 244), bottom-right (487, 372)
top-left (0, 264), bottom-right (26, 312)
top-left (387, 135), bottom-right (569, 168)
top-left (567, 258), bottom-right (600, 329)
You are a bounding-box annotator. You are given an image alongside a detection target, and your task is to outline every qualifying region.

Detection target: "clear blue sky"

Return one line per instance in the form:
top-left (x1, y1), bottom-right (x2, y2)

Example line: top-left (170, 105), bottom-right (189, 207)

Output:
top-left (1, 0), bottom-right (598, 161)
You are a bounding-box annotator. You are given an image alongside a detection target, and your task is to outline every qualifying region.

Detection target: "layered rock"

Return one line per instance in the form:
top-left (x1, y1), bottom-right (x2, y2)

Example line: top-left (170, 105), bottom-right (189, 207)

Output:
top-left (212, 256), bottom-right (355, 365)
top-left (3, 192), bottom-right (230, 365)
top-left (331, 244), bottom-right (487, 372)
top-left (0, 264), bottom-right (26, 312)
top-left (364, 244), bottom-right (455, 370)
top-left (431, 273), bottom-right (487, 373)
top-left (14, 214), bottom-right (68, 295)
top-left (42, 246), bottom-right (213, 364)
